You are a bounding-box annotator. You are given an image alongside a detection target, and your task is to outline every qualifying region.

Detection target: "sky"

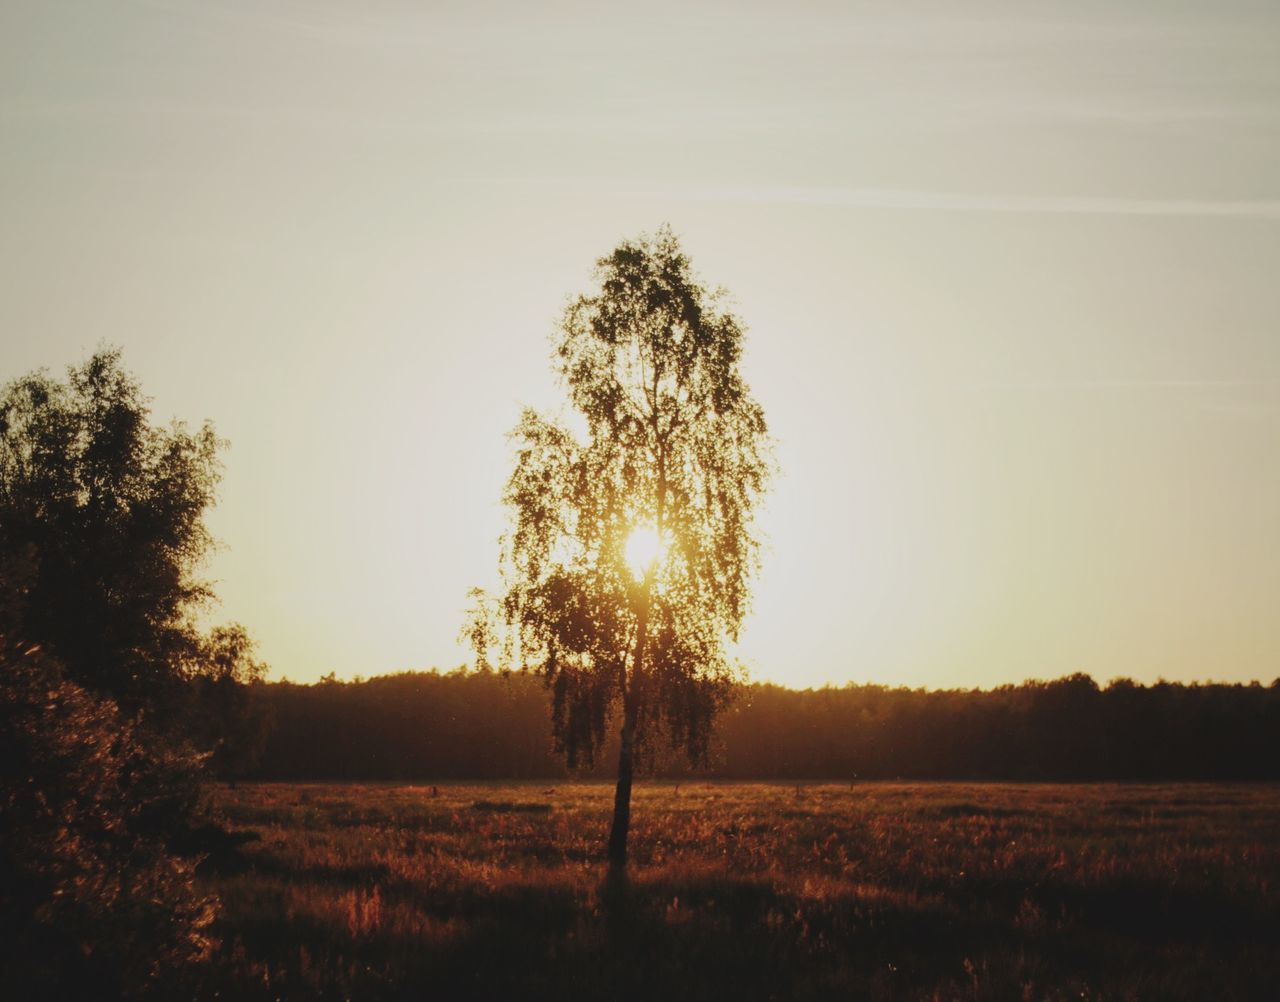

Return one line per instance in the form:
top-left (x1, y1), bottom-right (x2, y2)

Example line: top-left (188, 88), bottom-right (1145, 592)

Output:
top-left (2, 0), bottom-right (1278, 690)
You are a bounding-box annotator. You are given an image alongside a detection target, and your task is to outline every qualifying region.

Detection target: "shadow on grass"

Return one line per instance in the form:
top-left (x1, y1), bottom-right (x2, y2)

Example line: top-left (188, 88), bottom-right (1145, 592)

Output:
top-left (471, 800), bottom-right (554, 813)
top-left (198, 867), bottom-right (885, 1000)
top-left (196, 855), bottom-right (1280, 1002)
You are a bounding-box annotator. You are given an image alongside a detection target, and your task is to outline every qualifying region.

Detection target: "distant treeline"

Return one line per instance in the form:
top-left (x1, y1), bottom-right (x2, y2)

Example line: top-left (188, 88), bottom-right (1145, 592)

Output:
top-left (253, 670), bottom-right (1280, 782)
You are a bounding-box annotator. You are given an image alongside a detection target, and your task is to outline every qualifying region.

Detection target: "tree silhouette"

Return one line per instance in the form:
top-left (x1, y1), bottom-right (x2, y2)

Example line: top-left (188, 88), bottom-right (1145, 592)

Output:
top-left (470, 226), bottom-right (772, 870)
top-left (0, 348), bottom-right (264, 737)
top-left (0, 578), bottom-right (216, 997)
top-left (0, 346), bottom-right (263, 995)
top-left (0, 348), bottom-right (271, 843)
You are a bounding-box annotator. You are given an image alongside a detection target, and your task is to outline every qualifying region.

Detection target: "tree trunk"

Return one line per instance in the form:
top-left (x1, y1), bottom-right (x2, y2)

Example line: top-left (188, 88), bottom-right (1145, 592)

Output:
top-left (610, 452), bottom-right (662, 873)
top-left (607, 694), bottom-right (638, 872)
top-left (608, 596), bottom-right (649, 873)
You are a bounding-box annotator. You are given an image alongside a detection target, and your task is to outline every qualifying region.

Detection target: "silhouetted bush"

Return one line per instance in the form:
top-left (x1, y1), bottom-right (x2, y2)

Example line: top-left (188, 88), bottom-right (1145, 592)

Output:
top-left (0, 636), bottom-right (215, 999)
top-left (0, 350), bottom-right (268, 782)
top-left (0, 350), bottom-right (267, 997)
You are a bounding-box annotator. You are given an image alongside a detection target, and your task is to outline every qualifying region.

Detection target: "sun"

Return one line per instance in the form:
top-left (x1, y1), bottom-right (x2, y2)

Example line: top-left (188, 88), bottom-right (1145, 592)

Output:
top-left (624, 525), bottom-right (664, 579)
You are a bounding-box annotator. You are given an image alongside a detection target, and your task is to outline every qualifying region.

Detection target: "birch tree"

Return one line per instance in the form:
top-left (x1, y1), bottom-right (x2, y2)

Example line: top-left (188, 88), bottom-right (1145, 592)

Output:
top-left (471, 226), bottom-right (772, 871)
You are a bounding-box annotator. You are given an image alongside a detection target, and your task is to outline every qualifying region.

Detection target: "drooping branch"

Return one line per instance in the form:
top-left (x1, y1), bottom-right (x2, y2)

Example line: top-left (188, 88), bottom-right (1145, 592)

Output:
top-left (470, 225), bottom-right (772, 773)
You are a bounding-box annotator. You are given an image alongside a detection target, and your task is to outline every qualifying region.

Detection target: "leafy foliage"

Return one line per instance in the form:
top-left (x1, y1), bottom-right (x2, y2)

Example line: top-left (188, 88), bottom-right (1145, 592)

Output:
top-left (473, 227), bottom-right (772, 772)
top-left (0, 348), bottom-right (222, 715)
top-left (0, 565), bottom-right (216, 999)
top-left (0, 348), bottom-right (270, 769)
top-left (0, 350), bottom-right (269, 994)
top-left (189, 625), bottom-right (272, 781)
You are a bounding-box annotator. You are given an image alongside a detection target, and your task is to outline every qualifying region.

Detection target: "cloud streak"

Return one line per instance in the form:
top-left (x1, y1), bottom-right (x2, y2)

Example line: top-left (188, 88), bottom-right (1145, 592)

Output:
top-left (971, 379), bottom-right (1278, 389)
top-left (657, 184), bottom-right (1280, 221)
top-left (473, 178), bottom-right (1280, 222)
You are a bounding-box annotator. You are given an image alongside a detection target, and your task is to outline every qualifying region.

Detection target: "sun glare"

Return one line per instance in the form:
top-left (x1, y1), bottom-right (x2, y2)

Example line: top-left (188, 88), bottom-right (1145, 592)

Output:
top-left (624, 526), bottom-right (663, 579)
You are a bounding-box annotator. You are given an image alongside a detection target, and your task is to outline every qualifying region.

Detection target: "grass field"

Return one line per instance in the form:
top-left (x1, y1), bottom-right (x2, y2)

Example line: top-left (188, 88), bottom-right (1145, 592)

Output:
top-left (195, 782), bottom-right (1280, 1000)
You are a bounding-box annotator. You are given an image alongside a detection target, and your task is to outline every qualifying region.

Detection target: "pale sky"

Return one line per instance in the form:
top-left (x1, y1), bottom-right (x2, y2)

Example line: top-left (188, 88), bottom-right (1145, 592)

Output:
top-left (3, 0), bottom-right (1278, 689)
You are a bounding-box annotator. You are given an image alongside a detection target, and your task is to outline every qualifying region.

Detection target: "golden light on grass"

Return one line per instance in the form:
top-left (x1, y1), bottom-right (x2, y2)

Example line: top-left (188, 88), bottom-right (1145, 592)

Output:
top-left (624, 525), bottom-right (664, 580)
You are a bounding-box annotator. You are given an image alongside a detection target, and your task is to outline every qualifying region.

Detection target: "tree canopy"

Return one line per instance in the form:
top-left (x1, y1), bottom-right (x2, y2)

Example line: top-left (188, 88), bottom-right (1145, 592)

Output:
top-left (0, 348), bottom-right (265, 995)
top-left (0, 348), bottom-right (263, 724)
top-left (0, 608), bottom-right (216, 997)
top-left (472, 226), bottom-right (772, 867)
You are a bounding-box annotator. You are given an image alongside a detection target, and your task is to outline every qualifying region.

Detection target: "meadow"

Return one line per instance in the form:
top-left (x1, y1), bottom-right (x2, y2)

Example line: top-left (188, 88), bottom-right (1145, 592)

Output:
top-left (195, 782), bottom-right (1280, 1001)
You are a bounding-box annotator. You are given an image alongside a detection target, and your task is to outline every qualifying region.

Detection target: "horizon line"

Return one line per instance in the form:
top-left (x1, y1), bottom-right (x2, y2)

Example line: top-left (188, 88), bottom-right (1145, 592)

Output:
top-left (273, 665), bottom-right (1280, 694)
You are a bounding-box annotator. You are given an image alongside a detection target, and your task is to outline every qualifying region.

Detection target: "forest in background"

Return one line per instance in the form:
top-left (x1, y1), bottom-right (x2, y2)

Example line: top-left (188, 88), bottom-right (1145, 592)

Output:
top-left (253, 670), bottom-right (1280, 782)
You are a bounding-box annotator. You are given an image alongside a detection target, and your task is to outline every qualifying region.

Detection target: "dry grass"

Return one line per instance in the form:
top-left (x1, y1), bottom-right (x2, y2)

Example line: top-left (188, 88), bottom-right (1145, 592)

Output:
top-left (193, 782), bottom-right (1280, 1000)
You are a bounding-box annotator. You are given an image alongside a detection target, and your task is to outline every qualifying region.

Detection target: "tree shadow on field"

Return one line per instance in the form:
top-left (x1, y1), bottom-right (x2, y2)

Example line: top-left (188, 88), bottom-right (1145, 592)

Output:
top-left (469, 869), bottom-right (1276, 1002)
top-left (203, 849), bottom-right (1280, 1002)
top-left (581, 867), bottom-right (972, 1002)
top-left (290, 867), bottom-right (813, 1002)
top-left (391, 868), bottom-right (969, 1000)
top-left (577, 868), bottom-right (800, 1002)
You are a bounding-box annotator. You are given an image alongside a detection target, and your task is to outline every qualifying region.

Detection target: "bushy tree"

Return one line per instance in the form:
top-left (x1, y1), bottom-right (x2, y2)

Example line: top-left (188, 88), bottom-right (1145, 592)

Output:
top-left (0, 349), bottom-right (267, 992)
top-left (189, 624), bottom-right (271, 781)
top-left (0, 558), bottom-right (216, 998)
top-left (0, 348), bottom-right (262, 742)
top-left (471, 227), bottom-right (772, 870)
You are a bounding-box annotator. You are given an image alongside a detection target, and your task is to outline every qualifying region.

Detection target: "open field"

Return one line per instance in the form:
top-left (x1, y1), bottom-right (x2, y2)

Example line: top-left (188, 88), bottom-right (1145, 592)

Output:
top-left (196, 782), bottom-right (1280, 1001)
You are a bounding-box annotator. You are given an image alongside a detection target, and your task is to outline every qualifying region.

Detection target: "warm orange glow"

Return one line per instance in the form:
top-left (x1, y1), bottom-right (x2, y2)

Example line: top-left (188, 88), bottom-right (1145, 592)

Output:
top-left (624, 525), bottom-right (664, 580)
top-left (9, 3), bottom-right (1276, 691)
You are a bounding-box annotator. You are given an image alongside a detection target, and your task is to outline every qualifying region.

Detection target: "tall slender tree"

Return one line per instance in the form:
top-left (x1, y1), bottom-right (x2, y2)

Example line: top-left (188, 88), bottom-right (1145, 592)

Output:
top-left (470, 226), bottom-right (772, 871)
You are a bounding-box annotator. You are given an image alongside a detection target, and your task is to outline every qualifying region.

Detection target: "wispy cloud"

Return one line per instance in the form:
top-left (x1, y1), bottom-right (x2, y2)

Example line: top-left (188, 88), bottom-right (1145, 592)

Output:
top-left (469, 178), bottom-right (1280, 221)
top-left (650, 184), bottom-right (1280, 222)
top-left (970, 379), bottom-right (1279, 389)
